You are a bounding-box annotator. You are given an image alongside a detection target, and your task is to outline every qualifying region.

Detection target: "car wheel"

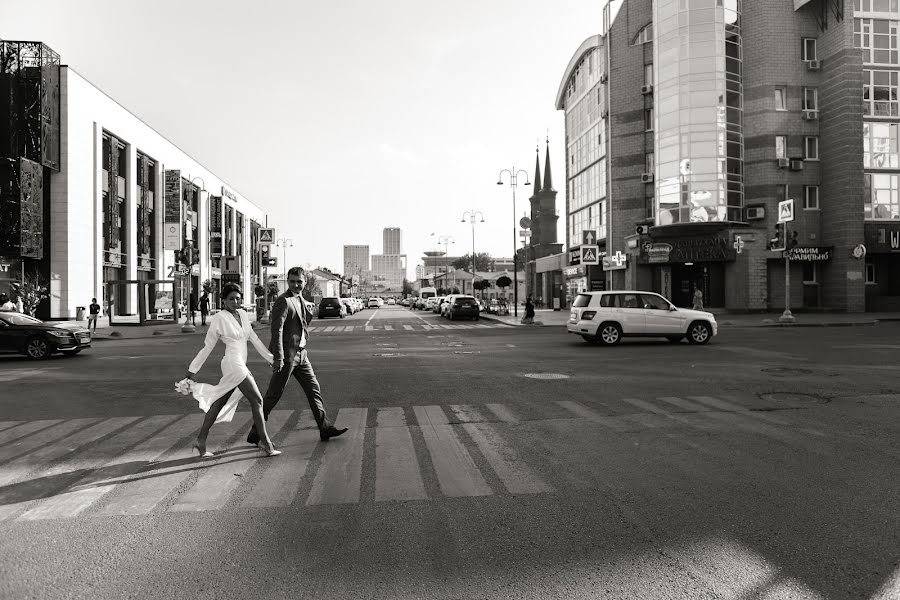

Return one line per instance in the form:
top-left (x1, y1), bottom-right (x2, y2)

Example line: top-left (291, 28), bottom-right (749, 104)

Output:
top-left (666, 335), bottom-right (684, 343)
top-left (687, 321), bottom-right (712, 345)
top-left (26, 337), bottom-right (51, 360)
top-left (597, 322), bottom-right (622, 346)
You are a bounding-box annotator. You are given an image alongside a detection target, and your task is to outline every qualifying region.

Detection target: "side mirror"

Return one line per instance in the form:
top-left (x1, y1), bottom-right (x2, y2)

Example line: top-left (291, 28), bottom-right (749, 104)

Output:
top-left (669, 305), bottom-right (677, 311)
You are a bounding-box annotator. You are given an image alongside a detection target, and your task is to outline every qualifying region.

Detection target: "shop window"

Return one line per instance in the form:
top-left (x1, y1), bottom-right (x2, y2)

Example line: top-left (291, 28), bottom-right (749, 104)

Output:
top-left (805, 136), bottom-right (819, 160)
top-left (804, 185), bottom-right (820, 209)
top-left (865, 259), bottom-right (877, 283)
top-left (775, 87), bottom-right (787, 111)
top-left (802, 38), bottom-right (818, 61)
top-left (775, 135), bottom-right (788, 159)
top-left (864, 121), bottom-right (900, 167)
top-left (802, 263), bottom-right (817, 284)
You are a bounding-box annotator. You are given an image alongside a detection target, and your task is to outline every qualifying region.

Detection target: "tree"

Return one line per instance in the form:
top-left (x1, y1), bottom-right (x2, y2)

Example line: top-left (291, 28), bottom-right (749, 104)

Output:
top-left (301, 270), bottom-right (321, 302)
top-left (11, 268), bottom-right (50, 317)
top-left (496, 275), bottom-right (512, 289)
top-left (402, 278), bottom-right (414, 297)
top-left (473, 279), bottom-right (491, 299)
top-left (451, 252), bottom-right (493, 272)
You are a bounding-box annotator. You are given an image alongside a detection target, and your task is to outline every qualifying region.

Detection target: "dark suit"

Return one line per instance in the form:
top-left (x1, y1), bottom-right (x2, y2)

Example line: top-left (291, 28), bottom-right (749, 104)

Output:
top-left (248, 291), bottom-right (331, 441)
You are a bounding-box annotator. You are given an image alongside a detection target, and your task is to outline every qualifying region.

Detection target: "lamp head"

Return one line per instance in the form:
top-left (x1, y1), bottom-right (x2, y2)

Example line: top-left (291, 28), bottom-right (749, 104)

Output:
top-left (496, 181), bottom-right (503, 185)
top-left (460, 218), bottom-right (466, 223)
top-left (524, 181), bottom-right (531, 186)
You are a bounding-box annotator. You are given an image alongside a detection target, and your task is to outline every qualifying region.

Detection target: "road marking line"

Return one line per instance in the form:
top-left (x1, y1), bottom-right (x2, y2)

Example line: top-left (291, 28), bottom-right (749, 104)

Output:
top-left (0, 421), bottom-right (22, 433)
top-left (0, 416), bottom-right (142, 521)
top-left (0, 417), bottom-right (139, 489)
top-left (384, 325), bottom-right (394, 331)
top-left (656, 396), bottom-right (711, 413)
top-left (556, 401), bottom-right (630, 432)
top-left (0, 418), bottom-right (99, 464)
top-left (462, 422), bottom-right (551, 495)
top-left (485, 403), bottom-right (519, 423)
top-left (345, 326), bottom-right (354, 332)
top-left (693, 395), bottom-right (791, 426)
top-left (323, 326), bottom-right (335, 332)
top-left (294, 409), bottom-right (316, 430)
top-left (375, 410), bottom-right (427, 502)
top-left (243, 429), bottom-right (319, 508)
top-left (365, 326), bottom-right (374, 331)
top-left (98, 415), bottom-right (253, 516)
top-left (17, 415), bottom-right (184, 521)
top-left (169, 410), bottom-right (293, 512)
top-left (308, 326), bottom-right (321, 332)
top-left (449, 404), bottom-right (485, 423)
top-left (306, 408), bottom-right (367, 505)
top-left (0, 420), bottom-right (63, 447)
top-left (403, 325), bottom-right (414, 330)
top-left (413, 406), bottom-right (492, 498)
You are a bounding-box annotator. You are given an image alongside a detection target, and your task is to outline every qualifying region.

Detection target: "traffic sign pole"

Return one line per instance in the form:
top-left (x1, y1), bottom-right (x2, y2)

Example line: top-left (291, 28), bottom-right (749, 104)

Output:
top-left (778, 200), bottom-right (795, 324)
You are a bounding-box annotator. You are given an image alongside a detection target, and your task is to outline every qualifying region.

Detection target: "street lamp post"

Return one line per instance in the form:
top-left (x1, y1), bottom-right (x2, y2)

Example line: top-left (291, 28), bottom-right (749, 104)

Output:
top-left (497, 168), bottom-right (530, 317)
top-left (461, 211), bottom-right (485, 296)
top-left (275, 238), bottom-right (293, 309)
top-left (182, 176), bottom-right (205, 333)
top-left (436, 234), bottom-right (455, 282)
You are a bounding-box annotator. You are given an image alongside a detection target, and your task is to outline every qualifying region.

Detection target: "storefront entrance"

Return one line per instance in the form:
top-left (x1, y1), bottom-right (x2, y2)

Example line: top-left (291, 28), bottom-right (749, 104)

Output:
top-left (670, 263), bottom-right (724, 308)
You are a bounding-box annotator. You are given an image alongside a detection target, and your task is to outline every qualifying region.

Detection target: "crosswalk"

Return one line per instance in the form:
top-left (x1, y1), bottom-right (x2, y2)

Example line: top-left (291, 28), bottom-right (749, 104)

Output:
top-left (0, 394), bottom-right (836, 523)
top-left (307, 322), bottom-right (507, 333)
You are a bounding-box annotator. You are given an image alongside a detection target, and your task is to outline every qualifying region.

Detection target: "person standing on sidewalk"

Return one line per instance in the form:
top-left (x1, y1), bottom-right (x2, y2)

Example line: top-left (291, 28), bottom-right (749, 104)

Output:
top-left (0, 294), bottom-right (14, 311)
top-left (522, 295), bottom-right (535, 325)
top-left (199, 291), bottom-right (210, 326)
top-left (246, 266), bottom-right (348, 445)
top-left (87, 298), bottom-right (101, 332)
top-left (692, 284), bottom-right (704, 311)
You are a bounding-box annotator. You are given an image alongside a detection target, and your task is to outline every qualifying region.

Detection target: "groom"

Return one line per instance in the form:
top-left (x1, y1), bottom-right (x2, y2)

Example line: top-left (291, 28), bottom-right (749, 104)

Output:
top-left (247, 266), bottom-right (348, 444)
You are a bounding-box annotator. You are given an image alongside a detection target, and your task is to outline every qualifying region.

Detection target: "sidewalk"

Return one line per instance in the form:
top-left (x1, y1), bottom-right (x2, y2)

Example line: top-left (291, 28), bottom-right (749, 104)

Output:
top-left (479, 307), bottom-right (900, 328)
top-left (80, 316), bottom-right (268, 341)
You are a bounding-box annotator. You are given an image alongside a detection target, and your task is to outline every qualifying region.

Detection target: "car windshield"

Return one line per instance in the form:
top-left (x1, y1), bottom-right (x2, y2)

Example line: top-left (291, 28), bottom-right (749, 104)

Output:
top-left (572, 294), bottom-right (593, 308)
top-left (0, 313), bottom-right (42, 326)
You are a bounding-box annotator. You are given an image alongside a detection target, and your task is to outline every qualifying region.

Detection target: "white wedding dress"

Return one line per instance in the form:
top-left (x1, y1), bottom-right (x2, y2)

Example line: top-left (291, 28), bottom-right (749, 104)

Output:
top-left (188, 309), bottom-right (273, 423)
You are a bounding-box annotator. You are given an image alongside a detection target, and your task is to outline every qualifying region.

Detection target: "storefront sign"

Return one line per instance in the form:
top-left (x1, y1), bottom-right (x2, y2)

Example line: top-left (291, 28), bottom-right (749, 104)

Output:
top-left (164, 170), bottom-right (182, 250)
top-left (564, 265), bottom-right (584, 277)
top-left (209, 195), bottom-right (223, 258)
top-left (785, 246), bottom-right (833, 261)
top-left (568, 248), bottom-right (581, 265)
top-left (0, 257), bottom-right (21, 284)
top-left (864, 223), bottom-right (900, 252)
top-left (222, 255), bottom-right (241, 275)
top-left (602, 250), bottom-right (627, 271)
top-left (639, 236), bottom-right (736, 264)
top-left (221, 186), bottom-right (237, 202)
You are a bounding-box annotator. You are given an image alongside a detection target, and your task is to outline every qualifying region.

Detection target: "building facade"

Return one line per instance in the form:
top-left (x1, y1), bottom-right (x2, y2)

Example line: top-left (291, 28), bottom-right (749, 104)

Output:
top-left (343, 244), bottom-right (370, 287)
top-left (557, 0), bottom-right (892, 312)
top-left (383, 227), bottom-right (402, 255)
top-left (0, 40), bottom-right (268, 321)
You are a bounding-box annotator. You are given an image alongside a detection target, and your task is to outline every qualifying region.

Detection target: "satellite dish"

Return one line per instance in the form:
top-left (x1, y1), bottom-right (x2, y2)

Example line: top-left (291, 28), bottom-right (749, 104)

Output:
top-left (519, 216), bottom-right (532, 229)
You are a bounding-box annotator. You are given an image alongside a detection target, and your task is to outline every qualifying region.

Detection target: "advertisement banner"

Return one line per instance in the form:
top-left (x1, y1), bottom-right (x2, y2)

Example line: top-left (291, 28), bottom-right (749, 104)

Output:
top-left (163, 169), bottom-right (182, 250)
top-left (209, 195), bottom-right (223, 258)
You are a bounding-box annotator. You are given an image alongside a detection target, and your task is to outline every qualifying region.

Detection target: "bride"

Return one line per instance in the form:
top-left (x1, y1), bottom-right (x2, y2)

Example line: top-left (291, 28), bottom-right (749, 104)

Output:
top-left (182, 282), bottom-right (281, 457)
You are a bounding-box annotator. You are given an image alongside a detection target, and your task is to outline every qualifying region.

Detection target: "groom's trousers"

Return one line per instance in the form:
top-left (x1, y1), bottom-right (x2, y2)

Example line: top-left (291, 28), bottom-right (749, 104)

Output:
top-left (253, 349), bottom-right (331, 437)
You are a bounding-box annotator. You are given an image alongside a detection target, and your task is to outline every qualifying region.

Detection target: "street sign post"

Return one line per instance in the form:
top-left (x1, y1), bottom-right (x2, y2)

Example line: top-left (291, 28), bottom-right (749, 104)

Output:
top-left (778, 199), bottom-right (794, 223)
top-left (259, 228), bottom-right (275, 244)
top-left (582, 230), bottom-right (597, 246)
top-left (778, 199), bottom-right (795, 323)
top-left (581, 245), bottom-right (599, 265)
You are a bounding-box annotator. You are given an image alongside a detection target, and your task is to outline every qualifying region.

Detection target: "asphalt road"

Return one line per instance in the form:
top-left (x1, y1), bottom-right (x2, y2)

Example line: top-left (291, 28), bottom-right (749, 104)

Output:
top-left (0, 305), bottom-right (898, 600)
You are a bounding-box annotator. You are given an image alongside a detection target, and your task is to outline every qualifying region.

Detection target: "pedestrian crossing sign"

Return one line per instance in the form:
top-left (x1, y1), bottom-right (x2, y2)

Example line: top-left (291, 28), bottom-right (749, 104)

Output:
top-left (581, 245), bottom-right (599, 265)
top-left (259, 228), bottom-right (275, 244)
top-left (778, 199), bottom-right (794, 223)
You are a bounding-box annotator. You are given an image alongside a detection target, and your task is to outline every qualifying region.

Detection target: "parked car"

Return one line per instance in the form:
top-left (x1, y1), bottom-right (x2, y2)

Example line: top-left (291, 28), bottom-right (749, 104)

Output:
top-left (340, 297), bottom-right (356, 315)
top-left (447, 295), bottom-right (480, 321)
top-left (567, 290), bottom-right (717, 346)
top-left (0, 312), bottom-right (92, 359)
top-left (368, 297), bottom-right (381, 308)
top-left (432, 296), bottom-right (447, 314)
top-left (387, 298), bottom-right (396, 305)
top-left (318, 297), bottom-right (346, 319)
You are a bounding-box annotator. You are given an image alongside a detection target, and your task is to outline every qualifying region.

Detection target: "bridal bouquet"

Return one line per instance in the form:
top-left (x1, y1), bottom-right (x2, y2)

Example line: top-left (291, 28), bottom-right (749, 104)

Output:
top-left (174, 378), bottom-right (195, 396)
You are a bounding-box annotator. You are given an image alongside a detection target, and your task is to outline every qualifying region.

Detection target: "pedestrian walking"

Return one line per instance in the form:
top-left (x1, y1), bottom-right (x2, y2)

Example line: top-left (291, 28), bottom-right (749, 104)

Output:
top-left (246, 266), bottom-right (348, 445)
top-left (522, 295), bottom-right (535, 325)
top-left (188, 293), bottom-right (198, 326)
top-left (199, 291), bottom-right (210, 326)
top-left (692, 284), bottom-right (704, 311)
top-left (0, 293), bottom-right (14, 311)
top-left (87, 297), bottom-right (101, 332)
top-left (177, 282), bottom-right (281, 458)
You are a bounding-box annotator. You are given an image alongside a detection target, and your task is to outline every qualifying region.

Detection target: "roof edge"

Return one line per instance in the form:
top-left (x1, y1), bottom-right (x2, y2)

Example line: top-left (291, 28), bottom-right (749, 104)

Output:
top-left (555, 34), bottom-right (603, 110)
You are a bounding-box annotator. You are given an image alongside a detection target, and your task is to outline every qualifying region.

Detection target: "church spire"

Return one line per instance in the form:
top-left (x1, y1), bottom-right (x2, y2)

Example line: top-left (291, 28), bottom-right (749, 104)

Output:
top-left (542, 137), bottom-right (555, 192)
top-left (533, 143), bottom-right (542, 192)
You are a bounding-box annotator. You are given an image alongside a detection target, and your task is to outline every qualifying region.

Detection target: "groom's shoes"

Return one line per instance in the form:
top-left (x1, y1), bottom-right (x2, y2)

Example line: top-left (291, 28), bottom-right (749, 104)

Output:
top-left (246, 432), bottom-right (260, 446)
top-left (320, 426), bottom-right (348, 442)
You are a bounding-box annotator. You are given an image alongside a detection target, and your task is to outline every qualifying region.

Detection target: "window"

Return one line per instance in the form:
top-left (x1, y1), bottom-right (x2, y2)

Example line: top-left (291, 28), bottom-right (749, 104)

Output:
top-left (645, 107), bottom-right (654, 131)
top-left (805, 136), bottom-right (819, 160)
top-left (854, 18), bottom-right (900, 65)
top-left (802, 263), bottom-right (818, 284)
top-left (804, 185), bottom-right (820, 209)
top-left (644, 63), bottom-right (653, 86)
top-left (863, 69), bottom-right (900, 116)
top-left (802, 38), bottom-right (818, 61)
top-left (640, 294), bottom-right (670, 310)
top-left (645, 152), bottom-right (655, 174)
top-left (864, 121), bottom-right (900, 167)
top-left (631, 23), bottom-right (653, 45)
top-left (778, 184), bottom-right (790, 204)
top-left (775, 135), bottom-right (788, 159)
top-left (864, 172), bottom-right (900, 218)
top-left (865, 259), bottom-right (877, 283)
top-left (803, 87), bottom-right (818, 110)
top-left (856, 0), bottom-right (900, 11)
top-left (775, 87), bottom-right (787, 111)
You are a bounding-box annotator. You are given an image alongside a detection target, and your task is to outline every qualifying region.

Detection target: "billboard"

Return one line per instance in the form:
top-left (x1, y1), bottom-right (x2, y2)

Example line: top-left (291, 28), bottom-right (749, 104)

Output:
top-left (163, 169), bottom-right (182, 250)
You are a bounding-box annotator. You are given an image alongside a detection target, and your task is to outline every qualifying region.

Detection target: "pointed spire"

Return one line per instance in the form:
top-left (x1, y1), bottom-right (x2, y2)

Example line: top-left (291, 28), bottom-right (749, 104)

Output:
top-left (543, 137), bottom-right (555, 192)
top-left (533, 143), bottom-right (542, 192)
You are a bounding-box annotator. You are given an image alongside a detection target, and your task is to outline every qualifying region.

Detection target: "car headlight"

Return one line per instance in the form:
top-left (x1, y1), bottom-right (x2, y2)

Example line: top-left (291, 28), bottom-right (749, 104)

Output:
top-left (49, 330), bottom-right (72, 338)
top-left (581, 311), bottom-right (597, 320)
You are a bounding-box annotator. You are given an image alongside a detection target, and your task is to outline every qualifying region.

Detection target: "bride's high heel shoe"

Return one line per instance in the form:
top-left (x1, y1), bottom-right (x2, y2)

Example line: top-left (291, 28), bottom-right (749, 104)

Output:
top-left (260, 443), bottom-right (281, 457)
top-left (193, 442), bottom-right (213, 458)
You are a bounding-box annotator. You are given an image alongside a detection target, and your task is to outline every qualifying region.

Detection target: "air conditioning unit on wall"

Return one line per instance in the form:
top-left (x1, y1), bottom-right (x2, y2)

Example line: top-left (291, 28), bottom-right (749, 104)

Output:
top-left (806, 59), bottom-right (821, 70)
top-left (746, 206), bottom-right (765, 220)
top-left (803, 109), bottom-right (819, 120)
top-left (641, 84), bottom-right (653, 95)
top-left (790, 159), bottom-right (804, 171)
top-left (641, 172), bottom-right (654, 183)
top-left (777, 157), bottom-right (790, 168)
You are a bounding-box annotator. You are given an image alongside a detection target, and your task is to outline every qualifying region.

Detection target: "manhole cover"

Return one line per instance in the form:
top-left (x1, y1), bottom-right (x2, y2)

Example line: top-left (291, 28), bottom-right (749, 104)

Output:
top-left (522, 373), bottom-right (570, 380)
top-left (759, 392), bottom-right (829, 404)
top-left (761, 367), bottom-right (814, 375)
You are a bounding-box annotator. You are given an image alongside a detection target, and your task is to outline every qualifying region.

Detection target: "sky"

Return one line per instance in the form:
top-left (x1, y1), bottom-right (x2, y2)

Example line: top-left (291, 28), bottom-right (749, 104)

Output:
top-left (3, 0), bottom-right (609, 281)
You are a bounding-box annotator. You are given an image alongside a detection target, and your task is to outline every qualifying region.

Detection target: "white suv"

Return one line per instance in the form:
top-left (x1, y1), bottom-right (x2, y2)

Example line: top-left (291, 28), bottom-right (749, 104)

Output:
top-left (567, 290), bottom-right (717, 345)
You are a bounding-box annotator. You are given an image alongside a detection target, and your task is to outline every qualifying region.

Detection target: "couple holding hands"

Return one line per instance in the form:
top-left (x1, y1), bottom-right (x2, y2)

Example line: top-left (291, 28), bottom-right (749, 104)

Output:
top-left (178, 267), bottom-right (347, 457)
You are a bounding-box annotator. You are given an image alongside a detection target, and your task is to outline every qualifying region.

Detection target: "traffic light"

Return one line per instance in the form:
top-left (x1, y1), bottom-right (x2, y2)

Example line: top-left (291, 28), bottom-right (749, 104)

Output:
top-left (260, 244), bottom-right (277, 267)
top-left (174, 249), bottom-right (186, 266)
top-left (769, 222), bottom-right (785, 251)
top-left (787, 229), bottom-right (799, 249)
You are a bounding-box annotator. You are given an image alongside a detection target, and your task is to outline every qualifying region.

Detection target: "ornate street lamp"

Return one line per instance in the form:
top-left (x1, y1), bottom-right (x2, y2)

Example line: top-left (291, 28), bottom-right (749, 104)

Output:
top-left (461, 210), bottom-right (485, 296)
top-left (497, 168), bottom-right (530, 316)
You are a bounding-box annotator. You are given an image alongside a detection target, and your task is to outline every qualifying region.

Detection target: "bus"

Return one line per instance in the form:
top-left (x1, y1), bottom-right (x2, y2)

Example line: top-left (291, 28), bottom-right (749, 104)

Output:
top-left (419, 287), bottom-right (437, 300)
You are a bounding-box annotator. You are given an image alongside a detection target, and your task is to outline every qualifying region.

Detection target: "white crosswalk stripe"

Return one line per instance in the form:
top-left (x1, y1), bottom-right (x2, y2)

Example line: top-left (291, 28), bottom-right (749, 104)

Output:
top-left (306, 323), bottom-right (506, 333)
top-left (0, 394), bottom-right (831, 521)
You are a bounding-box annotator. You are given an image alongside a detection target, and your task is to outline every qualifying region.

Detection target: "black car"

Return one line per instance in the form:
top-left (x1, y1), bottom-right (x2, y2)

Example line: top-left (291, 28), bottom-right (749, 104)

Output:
top-left (317, 297), bottom-right (346, 319)
top-left (0, 312), bottom-right (92, 359)
top-left (447, 295), bottom-right (480, 321)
